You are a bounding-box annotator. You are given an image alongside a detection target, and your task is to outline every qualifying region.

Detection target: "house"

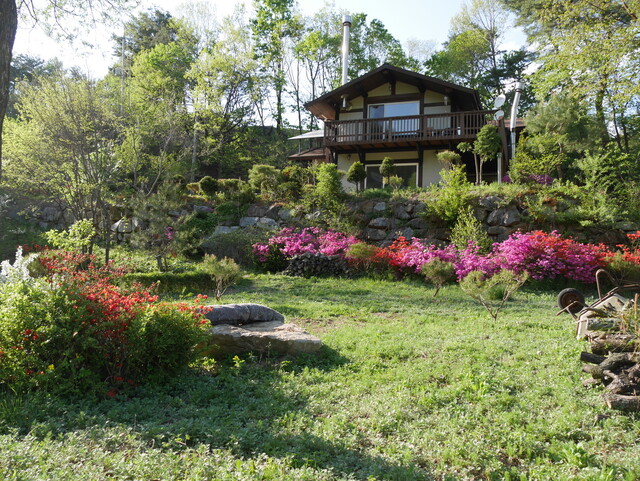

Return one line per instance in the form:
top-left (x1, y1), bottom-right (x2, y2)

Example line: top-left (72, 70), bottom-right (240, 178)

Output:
top-left (302, 64), bottom-right (508, 190)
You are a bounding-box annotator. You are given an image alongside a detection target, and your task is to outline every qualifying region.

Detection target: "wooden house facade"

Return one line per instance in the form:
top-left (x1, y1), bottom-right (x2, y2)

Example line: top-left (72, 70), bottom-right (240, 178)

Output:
top-left (303, 64), bottom-right (508, 189)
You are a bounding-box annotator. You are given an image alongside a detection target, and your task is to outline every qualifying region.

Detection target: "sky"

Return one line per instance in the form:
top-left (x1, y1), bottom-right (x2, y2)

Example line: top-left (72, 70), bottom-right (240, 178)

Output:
top-left (13, 0), bottom-right (525, 78)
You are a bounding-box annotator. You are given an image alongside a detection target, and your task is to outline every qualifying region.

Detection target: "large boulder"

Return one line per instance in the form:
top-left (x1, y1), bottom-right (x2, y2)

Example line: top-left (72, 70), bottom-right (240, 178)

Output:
top-left (487, 205), bottom-right (521, 227)
top-left (205, 321), bottom-right (322, 356)
top-left (202, 303), bottom-right (321, 355)
top-left (205, 303), bottom-right (285, 326)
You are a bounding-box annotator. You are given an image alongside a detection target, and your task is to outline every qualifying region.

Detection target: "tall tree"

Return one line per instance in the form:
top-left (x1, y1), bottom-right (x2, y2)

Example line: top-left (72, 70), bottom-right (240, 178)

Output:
top-left (347, 13), bottom-right (419, 79)
top-left (251, 0), bottom-right (302, 132)
top-left (426, 0), bottom-right (533, 109)
top-left (188, 11), bottom-right (262, 178)
top-left (503, 0), bottom-right (640, 149)
top-left (0, 0), bottom-right (134, 181)
top-left (4, 75), bottom-right (120, 259)
top-left (112, 9), bottom-right (195, 74)
top-left (7, 54), bottom-right (62, 118)
top-left (0, 0), bottom-right (18, 182)
top-left (119, 38), bottom-right (197, 194)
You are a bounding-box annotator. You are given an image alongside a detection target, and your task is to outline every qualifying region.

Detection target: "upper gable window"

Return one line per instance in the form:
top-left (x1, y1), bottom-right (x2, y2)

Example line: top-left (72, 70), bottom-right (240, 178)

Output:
top-left (368, 101), bottom-right (419, 118)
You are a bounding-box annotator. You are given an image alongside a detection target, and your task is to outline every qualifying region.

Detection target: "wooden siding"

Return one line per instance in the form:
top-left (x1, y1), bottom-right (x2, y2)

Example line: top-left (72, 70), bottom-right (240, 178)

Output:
top-left (324, 110), bottom-right (496, 150)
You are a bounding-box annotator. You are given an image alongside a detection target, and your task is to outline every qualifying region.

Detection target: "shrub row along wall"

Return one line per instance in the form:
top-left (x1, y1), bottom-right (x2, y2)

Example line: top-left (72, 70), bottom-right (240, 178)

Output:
top-left (210, 197), bottom-right (638, 247)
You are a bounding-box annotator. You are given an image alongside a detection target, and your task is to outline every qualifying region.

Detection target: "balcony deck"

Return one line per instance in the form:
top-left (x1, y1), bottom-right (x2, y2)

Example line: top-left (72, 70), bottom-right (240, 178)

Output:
top-left (324, 110), bottom-right (497, 151)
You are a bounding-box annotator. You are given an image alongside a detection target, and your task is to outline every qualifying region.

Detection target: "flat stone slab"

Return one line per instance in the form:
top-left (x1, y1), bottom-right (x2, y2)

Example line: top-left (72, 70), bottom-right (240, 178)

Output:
top-left (205, 303), bottom-right (285, 326)
top-left (206, 321), bottom-right (322, 355)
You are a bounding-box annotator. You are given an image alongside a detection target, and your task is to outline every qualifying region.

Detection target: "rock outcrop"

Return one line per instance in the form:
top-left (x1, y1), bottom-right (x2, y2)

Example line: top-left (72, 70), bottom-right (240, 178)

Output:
top-left (202, 303), bottom-right (321, 356)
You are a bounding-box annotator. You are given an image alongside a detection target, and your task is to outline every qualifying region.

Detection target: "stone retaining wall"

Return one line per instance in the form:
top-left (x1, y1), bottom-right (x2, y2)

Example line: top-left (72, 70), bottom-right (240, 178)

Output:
top-left (19, 196), bottom-right (640, 247)
top-left (210, 197), bottom-right (638, 246)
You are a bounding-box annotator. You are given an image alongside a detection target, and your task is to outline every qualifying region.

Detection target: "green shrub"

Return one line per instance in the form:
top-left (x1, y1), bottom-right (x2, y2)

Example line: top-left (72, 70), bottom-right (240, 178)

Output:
top-left (436, 150), bottom-right (461, 168)
top-left (201, 228), bottom-right (268, 267)
top-left (304, 163), bottom-right (344, 215)
top-left (44, 220), bottom-right (96, 253)
top-left (420, 258), bottom-right (456, 297)
top-left (509, 137), bottom-right (562, 183)
top-left (459, 270), bottom-right (528, 321)
top-left (248, 164), bottom-right (282, 198)
top-left (0, 252), bottom-right (209, 396)
top-left (380, 157), bottom-right (395, 185)
top-left (424, 165), bottom-right (471, 225)
top-left (388, 175), bottom-right (403, 191)
top-left (181, 211), bottom-right (219, 237)
top-left (450, 205), bottom-right (492, 253)
top-left (275, 181), bottom-right (301, 202)
top-left (215, 201), bottom-right (245, 224)
top-left (186, 182), bottom-right (202, 194)
top-left (346, 161), bottom-right (366, 192)
top-left (201, 255), bottom-right (241, 301)
top-left (126, 304), bottom-right (208, 382)
top-left (219, 179), bottom-right (255, 204)
top-left (199, 176), bottom-right (219, 197)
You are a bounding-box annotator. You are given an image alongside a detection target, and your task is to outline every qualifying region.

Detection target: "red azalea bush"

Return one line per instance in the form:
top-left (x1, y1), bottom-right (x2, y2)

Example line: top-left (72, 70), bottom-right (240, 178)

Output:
top-left (0, 251), bottom-right (210, 396)
top-left (602, 231), bottom-right (640, 281)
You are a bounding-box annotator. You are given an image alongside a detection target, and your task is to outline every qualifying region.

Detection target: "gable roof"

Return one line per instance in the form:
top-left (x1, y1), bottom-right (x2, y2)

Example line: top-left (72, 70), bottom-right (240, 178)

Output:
top-left (305, 64), bottom-right (482, 120)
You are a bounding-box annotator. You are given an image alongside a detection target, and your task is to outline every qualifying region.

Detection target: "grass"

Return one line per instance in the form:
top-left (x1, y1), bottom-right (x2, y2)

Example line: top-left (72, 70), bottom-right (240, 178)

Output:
top-left (1, 274), bottom-right (640, 480)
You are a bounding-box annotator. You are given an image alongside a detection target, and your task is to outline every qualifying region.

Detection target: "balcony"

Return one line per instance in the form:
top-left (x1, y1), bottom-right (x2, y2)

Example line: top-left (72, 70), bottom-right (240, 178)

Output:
top-left (324, 110), bottom-right (498, 151)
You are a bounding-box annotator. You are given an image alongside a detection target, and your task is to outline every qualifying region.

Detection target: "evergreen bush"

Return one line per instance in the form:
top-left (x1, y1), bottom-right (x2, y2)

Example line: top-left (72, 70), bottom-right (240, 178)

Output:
top-left (450, 205), bottom-right (492, 253)
top-left (199, 176), bottom-right (219, 197)
top-left (346, 161), bottom-right (366, 192)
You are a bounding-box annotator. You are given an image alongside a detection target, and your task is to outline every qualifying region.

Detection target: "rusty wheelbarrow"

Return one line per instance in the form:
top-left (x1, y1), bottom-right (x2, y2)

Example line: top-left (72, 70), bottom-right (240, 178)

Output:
top-left (557, 269), bottom-right (640, 339)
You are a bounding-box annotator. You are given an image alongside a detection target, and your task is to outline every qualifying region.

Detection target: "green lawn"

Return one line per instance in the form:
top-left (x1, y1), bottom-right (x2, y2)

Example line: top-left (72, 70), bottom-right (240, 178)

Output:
top-left (1, 274), bottom-right (639, 480)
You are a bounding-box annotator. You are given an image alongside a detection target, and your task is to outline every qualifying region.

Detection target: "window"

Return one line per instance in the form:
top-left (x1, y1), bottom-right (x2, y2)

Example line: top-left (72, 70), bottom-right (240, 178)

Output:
top-left (368, 101), bottom-right (420, 137)
top-left (368, 101), bottom-right (419, 118)
top-left (365, 163), bottom-right (419, 189)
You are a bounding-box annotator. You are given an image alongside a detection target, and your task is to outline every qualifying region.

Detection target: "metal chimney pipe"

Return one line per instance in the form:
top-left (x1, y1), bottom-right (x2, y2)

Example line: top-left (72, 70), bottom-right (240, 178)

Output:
top-left (341, 14), bottom-right (352, 108)
top-left (510, 81), bottom-right (524, 160)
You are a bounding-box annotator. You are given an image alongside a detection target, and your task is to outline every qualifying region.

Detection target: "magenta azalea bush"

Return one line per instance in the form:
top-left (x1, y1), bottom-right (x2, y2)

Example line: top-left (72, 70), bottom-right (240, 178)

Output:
top-left (253, 227), bottom-right (358, 263)
top-left (493, 231), bottom-right (607, 283)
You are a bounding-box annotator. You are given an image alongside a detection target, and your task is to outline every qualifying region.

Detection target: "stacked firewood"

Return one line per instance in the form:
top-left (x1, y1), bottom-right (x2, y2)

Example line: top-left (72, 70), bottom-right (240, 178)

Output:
top-left (581, 351), bottom-right (640, 411)
top-left (579, 306), bottom-right (640, 412)
top-left (283, 253), bottom-right (350, 278)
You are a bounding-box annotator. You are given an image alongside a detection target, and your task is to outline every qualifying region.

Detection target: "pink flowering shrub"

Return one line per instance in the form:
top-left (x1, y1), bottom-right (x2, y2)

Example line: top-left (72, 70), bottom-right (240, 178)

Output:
top-left (375, 232), bottom-right (607, 283)
top-left (493, 231), bottom-right (607, 283)
top-left (253, 227), bottom-right (358, 271)
top-left (256, 228), bottom-right (609, 283)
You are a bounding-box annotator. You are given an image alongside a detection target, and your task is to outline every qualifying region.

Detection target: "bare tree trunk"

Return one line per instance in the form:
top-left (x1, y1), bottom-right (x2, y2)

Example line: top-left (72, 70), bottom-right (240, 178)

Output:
top-left (0, 0), bottom-right (18, 182)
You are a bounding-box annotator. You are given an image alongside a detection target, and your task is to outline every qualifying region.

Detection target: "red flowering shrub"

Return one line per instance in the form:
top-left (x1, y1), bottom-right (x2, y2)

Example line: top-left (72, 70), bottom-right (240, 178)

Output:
top-left (602, 231), bottom-right (640, 281)
top-left (0, 251), bottom-right (210, 396)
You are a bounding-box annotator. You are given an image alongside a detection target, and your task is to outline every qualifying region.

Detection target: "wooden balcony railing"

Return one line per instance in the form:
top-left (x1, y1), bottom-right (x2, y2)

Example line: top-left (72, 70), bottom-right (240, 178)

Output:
top-left (324, 110), bottom-right (496, 147)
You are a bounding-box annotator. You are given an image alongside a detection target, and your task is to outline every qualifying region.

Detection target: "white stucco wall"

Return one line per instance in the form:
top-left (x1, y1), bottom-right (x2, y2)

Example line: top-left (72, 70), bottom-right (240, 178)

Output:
top-left (337, 150), bottom-right (443, 191)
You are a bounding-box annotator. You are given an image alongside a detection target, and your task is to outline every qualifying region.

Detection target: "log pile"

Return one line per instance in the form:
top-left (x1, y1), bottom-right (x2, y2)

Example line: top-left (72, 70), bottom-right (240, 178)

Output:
top-left (283, 253), bottom-right (350, 278)
top-left (581, 351), bottom-right (640, 412)
top-left (578, 296), bottom-right (640, 411)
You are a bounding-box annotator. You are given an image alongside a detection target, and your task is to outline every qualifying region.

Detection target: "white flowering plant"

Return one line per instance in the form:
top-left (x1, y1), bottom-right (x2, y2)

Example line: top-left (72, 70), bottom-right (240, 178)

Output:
top-left (0, 246), bottom-right (38, 284)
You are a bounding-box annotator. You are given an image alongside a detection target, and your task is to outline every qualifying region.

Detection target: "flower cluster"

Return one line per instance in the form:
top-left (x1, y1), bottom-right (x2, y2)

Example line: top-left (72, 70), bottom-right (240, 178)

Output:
top-left (253, 227), bottom-right (358, 263)
top-left (1, 250), bottom-right (210, 395)
top-left (493, 231), bottom-right (607, 283)
top-left (612, 231), bottom-right (640, 265)
top-left (255, 228), bottom-right (623, 284)
top-left (0, 246), bottom-right (38, 284)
